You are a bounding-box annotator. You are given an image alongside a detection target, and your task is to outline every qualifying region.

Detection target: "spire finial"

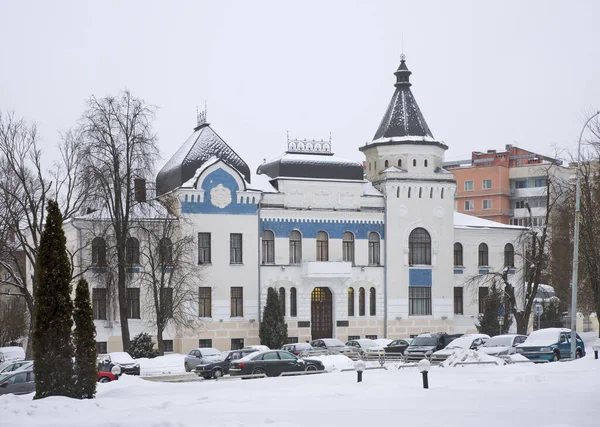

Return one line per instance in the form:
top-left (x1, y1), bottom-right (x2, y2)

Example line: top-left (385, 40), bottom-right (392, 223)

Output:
top-left (195, 102), bottom-right (208, 129)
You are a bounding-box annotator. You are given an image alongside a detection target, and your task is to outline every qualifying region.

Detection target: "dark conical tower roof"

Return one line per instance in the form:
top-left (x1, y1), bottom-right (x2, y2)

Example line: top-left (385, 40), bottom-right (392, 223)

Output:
top-left (372, 55), bottom-right (435, 141)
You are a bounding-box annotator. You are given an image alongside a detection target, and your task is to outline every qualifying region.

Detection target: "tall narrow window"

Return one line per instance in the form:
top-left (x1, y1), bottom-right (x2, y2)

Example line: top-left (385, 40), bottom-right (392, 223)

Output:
top-left (409, 228), bottom-right (431, 265)
top-left (230, 233), bottom-right (243, 264)
top-left (369, 287), bottom-right (376, 316)
top-left (342, 232), bottom-right (355, 264)
top-left (161, 287), bottom-right (173, 318)
top-left (348, 287), bottom-right (355, 316)
top-left (385, 160), bottom-right (389, 168)
top-left (279, 287), bottom-right (286, 316)
top-left (359, 287), bottom-right (365, 316)
top-left (368, 232), bottom-right (381, 266)
top-left (92, 288), bottom-right (107, 320)
top-left (413, 159), bottom-right (416, 167)
top-left (262, 230), bottom-right (275, 264)
top-left (453, 242), bottom-right (463, 267)
top-left (478, 243), bottom-right (489, 266)
top-left (290, 287), bottom-right (297, 317)
top-left (409, 287), bottom-right (432, 315)
top-left (289, 230), bottom-right (302, 264)
top-left (198, 287), bottom-right (212, 317)
top-left (478, 287), bottom-right (489, 313)
top-left (398, 159), bottom-right (402, 167)
top-left (198, 232), bottom-right (211, 264)
top-left (419, 187), bottom-right (422, 198)
top-left (504, 243), bottom-right (515, 267)
top-left (316, 231), bottom-right (328, 261)
top-left (126, 288), bottom-right (140, 319)
top-left (230, 287), bottom-right (243, 317)
top-left (441, 188), bottom-right (444, 199)
top-left (424, 159), bottom-right (428, 167)
top-left (125, 237), bottom-right (139, 265)
top-left (408, 187), bottom-right (411, 198)
top-left (453, 287), bottom-right (464, 315)
top-left (159, 238), bottom-right (173, 265)
top-left (92, 237), bottom-right (107, 267)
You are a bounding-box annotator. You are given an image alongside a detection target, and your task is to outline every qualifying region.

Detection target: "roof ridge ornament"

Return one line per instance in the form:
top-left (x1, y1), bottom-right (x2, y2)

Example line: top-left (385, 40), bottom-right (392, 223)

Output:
top-left (286, 133), bottom-right (332, 154)
top-left (196, 102), bottom-right (208, 129)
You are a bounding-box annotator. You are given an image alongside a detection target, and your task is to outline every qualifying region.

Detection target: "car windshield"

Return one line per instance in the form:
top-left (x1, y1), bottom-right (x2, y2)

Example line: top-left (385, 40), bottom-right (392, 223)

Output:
top-left (201, 349), bottom-right (221, 357)
top-left (322, 339), bottom-right (345, 347)
top-left (110, 352), bottom-right (135, 364)
top-left (445, 337), bottom-right (475, 349)
top-left (411, 337), bottom-right (437, 346)
top-left (483, 336), bottom-right (514, 347)
top-left (358, 340), bottom-right (379, 348)
top-left (521, 329), bottom-right (564, 345)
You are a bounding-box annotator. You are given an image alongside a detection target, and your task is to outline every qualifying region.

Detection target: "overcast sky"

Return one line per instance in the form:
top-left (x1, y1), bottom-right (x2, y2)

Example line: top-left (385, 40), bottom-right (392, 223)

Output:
top-left (2, 0), bottom-right (600, 175)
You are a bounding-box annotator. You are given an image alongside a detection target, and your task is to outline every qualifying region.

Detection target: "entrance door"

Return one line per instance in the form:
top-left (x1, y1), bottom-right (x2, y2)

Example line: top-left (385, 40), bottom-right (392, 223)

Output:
top-left (311, 287), bottom-right (333, 339)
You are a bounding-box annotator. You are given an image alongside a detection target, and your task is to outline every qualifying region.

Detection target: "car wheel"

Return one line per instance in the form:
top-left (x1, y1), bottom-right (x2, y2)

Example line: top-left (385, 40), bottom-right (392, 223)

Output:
top-left (98, 376), bottom-right (110, 383)
top-left (184, 363), bottom-right (190, 372)
top-left (203, 374), bottom-right (211, 380)
top-left (551, 352), bottom-right (560, 362)
top-left (576, 349), bottom-right (583, 359)
top-left (251, 368), bottom-right (266, 377)
top-left (305, 365), bottom-right (317, 372)
top-left (213, 369), bottom-right (223, 379)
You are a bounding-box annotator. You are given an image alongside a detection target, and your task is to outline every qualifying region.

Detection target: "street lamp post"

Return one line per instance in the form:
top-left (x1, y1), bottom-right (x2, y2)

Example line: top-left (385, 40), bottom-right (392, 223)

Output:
top-left (570, 110), bottom-right (600, 359)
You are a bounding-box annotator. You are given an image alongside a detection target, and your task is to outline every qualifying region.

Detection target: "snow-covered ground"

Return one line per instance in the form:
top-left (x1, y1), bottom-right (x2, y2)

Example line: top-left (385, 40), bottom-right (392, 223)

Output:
top-left (2, 351), bottom-right (599, 427)
top-left (136, 353), bottom-right (186, 376)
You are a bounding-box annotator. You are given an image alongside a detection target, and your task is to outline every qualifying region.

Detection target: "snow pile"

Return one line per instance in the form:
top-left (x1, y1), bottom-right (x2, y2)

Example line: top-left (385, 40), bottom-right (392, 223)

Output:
top-left (509, 354), bottom-right (530, 363)
top-left (305, 354), bottom-right (355, 372)
top-left (136, 353), bottom-right (186, 376)
top-left (441, 349), bottom-right (505, 367)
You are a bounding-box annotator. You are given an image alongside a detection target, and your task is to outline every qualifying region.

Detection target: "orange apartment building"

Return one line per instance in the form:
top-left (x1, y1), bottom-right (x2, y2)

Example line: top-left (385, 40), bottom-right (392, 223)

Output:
top-left (445, 145), bottom-right (569, 225)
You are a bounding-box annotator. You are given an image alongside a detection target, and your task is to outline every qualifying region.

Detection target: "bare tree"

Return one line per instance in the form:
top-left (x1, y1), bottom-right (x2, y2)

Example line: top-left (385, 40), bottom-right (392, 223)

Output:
top-left (0, 294), bottom-right (28, 346)
top-left (78, 91), bottom-right (159, 351)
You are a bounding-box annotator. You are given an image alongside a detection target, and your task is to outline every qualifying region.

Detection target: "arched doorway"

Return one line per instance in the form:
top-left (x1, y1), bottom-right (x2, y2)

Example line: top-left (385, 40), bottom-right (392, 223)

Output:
top-left (311, 287), bottom-right (333, 339)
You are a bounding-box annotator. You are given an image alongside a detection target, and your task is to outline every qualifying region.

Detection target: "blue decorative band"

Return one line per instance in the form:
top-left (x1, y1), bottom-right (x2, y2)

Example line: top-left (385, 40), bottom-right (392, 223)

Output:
top-left (260, 218), bottom-right (384, 239)
top-left (409, 268), bottom-right (432, 287)
top-left (479, 269), bottom-right (489, 275)
top-left (453, 269), bottom-right (464, 274)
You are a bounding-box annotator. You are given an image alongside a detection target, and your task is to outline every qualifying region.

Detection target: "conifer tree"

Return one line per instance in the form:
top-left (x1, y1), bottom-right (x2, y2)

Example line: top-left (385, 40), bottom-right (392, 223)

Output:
top-left (475, 285), bottom-right (512, 336)
top-left (259, 287), bottom-right (288, 349)
top-left (73, 277), bottom-right (97, 399)
top-left (32, 200), bottom-right (74, 399)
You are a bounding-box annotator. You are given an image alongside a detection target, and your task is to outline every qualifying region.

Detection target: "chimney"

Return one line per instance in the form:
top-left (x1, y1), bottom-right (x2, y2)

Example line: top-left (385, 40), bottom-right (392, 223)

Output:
top-left (505, 144), bottom-right (512, 151)
top-left (134, 178), bottom-right (147, 202)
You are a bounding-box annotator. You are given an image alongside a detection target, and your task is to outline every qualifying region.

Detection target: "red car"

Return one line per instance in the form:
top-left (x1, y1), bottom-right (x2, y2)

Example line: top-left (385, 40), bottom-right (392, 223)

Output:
top-left (97, 370), bottom-right (118, 383)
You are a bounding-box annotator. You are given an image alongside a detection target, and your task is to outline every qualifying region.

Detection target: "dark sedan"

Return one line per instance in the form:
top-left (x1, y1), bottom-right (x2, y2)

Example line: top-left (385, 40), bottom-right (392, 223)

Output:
top-left (195, 348), bottom-right (258, 379)
top-left (384, 339), bottom-right (412, 355)
top-left (229, 350), bottom-right (325, 377)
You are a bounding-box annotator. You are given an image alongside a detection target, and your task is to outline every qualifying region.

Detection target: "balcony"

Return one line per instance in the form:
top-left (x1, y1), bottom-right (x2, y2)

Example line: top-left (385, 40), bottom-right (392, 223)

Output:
top-left (302, 261), bottom-right (352, 279)
top-left (511, 187), bottom-right (546, 198)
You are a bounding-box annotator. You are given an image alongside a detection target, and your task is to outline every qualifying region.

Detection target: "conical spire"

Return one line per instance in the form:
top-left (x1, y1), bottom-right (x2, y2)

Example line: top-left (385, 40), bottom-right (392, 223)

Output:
top-left (372, 55), bottom-right (434, 141)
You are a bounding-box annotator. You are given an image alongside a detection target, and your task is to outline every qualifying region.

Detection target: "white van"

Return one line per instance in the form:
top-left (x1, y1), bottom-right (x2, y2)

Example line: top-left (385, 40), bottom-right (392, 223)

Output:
top-left (0, 346), bottom-right (26, 364)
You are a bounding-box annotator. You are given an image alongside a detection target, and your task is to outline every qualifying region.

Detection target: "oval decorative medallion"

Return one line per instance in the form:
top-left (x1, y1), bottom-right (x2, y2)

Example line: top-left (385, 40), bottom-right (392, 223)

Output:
top-left (210, 184), bottom-right (232, 208)
top-left (433, 206), bottom-right (445, 218)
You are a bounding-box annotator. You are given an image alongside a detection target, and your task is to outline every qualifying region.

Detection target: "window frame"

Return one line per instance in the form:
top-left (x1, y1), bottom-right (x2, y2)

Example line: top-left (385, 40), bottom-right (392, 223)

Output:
top-left (126, 287), bottom-right (140, 319)
top-left (262, 230), bottom-right (275, 264)
top-left (290, 287), bottom-right (297, 317)
top-left (92, 288), bottom-right (107, 320)
top-left (464, 180), bottom-right (474, 191)
top-left (453, 287), bottom-right (464, 315)
top-left (478, 287), bottom-right (489, 314)
top-left (198, 286), bottom-right (212, 318)
top-left (348, 287), bottom-right (355, 317)
top-left (409, 287), bottom-right (432, 316)
top-left (504, 243), bottom-right (515, 268)
top-left (289, 230), bottom-right (302, 264)
top-left (478, 243), bottom-right (489, 267)
top-left (358, 287), bottom-right (365, 316)
top-left (279, 287), bottom-right (286, 316)
top-left (464, 200), bottom-right (474, 211)
top-left (125, 237), bottom-right (140, 266)
top-left (453, 242), bottom-right (463, 267)
top-left (369, 287), bottom-right (376, 316)
top-left (482, 199), bottom-right (492, 210)
top-left (316, 231), bottom-right (329, 262)
top-left (482, 179), bottom-right (492, 190)
top-left (368, 232), bottom-right (381, 266)
top-left (342, 231), bottom-right (355, 264)
top-left (198, 232), bottom-right (211, 265)
top-left (92, 237), bottom-right (107, 267)
top-left (230, 287), bottom-right (244, 317)
top-left (230, 233), bottom-right (243, 264)
top-left (408, 227), bottom-right (432, 266)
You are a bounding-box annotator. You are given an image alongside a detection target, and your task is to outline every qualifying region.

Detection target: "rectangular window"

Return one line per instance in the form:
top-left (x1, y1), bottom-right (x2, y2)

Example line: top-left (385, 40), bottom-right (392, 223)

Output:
top-left (126, 288), bottom-right (140, 319)
top-left (368, 240), bottom-right (380, 266)
top-left (515, 180), bottom-right (527, 189)
top-left (289, 239), bottom-right (302, 264)
top-left (96, 341), bottom-right (108, 354)
top-left (342, 241), bottom-right (355, 264)
top-left (464, 200), bottom-right (474, 211)
top-left (286, 337), bottom-right (299, 344)
top-left (199, 339), bottom-right (212, 348)
top-left (464, 180), bottom-right (474, 191)
top-left (478, 287), bottom-right (489, 314)
top-left (515, 200), bottom-right (525, 209)
top-left (198, 232), bottom-right (211, 264)
top-left (262, 236), bottom-right (275, 264)
top-left (483, 199), bottom-right (492, 210)
top-left (482, 179), bottom-right (492, 190)
top-left (163, 340), bottom-right (174, 352)
top-left (453, 287), bottom-right (464, 315)
top-left (92, 288), bottom-right (107, 320)
top-left (230, 287), bottom-right (243, 317)
top-left (409, 287), bottom-right (432, 316)
top-left (535, 178), bottom-right (546, 187)
top-left (365, 335), bottom-right (378, 340)
top-left (454, 245), bottom-right (463, 267)
top-left (230, 233), bottom-right (243, 264)
top-left (231, 338), bottom-right (244, 350)
top-left (348, 335), bottom-right (360, 341)
top-left (198, 287), bottom-right (212, 318)
top-left (161, 288), bottom-right (173, 318)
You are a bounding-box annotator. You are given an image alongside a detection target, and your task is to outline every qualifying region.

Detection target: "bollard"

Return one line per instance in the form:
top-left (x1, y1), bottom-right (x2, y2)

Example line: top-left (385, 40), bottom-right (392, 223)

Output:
top-left (354, 360), bottom-right (366, 383)
top-left (418, 359), bottom-right (431, 389)
top-left (422, 371), bottom-right (429, 389)
top-left (593, 343), bottom-right (599, 360)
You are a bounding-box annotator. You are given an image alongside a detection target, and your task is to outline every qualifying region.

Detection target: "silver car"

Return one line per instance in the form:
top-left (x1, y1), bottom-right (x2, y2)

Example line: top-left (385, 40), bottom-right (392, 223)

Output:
top-left (0, 369), bottom-right (35, 395)
top-left (184, 348), bottom-right (223, 372)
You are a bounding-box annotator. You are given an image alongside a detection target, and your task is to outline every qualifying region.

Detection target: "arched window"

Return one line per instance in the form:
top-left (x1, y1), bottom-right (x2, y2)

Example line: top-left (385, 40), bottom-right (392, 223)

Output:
top-left (159, 237), bottom-right (173, 265)
top-left (290, 287), bottom-right (297, 317)
top-left (398, 159), bottom-right (402, 167)
top-left (424, 159), bottom-right (428, 167)
top-left (478, 243), bottom-right (489, 266)
top-left (409, 228), bottom-right (431, 265)
top-left (359, 287), bottom-right (365, 316)
top-left (92, 237), bottom-right (106, 267)
top-left (289, 230), bottom-right (302, 264)
top-left (316, 231), bottom-right (329, 261)
top-left (279, 287), bottom-right (286, 316)
top-left (374, 161), bottom-right (377, 170)
top-left (369, 287), bottom-right (376, 315)
top-left (348, 287), bottom-right (355, 316)
top-left (385, 160), bottom-right (389, 168)
top-left (504, 243), bottom-right (515, 267)
top-left (262, 230), bottom-right (275, 264)
top-left (368, 232), bottom-right (380, 265)
top-left (413, 159), bottom-right (416, 167)
top-left (342, 232), bottom-right (355, 264)
top-left (126, 237), bottom-right (139, 265)
top-left (454, 242), bottom-right (463, 267)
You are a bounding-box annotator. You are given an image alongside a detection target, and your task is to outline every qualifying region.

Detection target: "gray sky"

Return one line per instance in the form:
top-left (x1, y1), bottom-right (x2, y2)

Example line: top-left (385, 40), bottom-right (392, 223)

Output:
top-left (2, 0), bottom-right (600, 174)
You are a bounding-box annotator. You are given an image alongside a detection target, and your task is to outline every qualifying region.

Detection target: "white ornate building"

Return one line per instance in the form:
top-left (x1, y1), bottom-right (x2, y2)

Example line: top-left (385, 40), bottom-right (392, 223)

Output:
top-left (66, 57), bottom-right (525, 354)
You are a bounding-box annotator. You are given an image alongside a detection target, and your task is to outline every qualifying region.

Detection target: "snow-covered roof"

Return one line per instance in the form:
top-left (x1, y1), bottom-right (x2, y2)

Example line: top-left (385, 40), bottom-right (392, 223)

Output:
top-left (454, 212), bottom-right (526, 230)
top-left (248, 172), bottom-right (278, 193)
top-left (257, 152), bottom-right (363, 181)
top-left (363, 181), bottom-right (383, 197)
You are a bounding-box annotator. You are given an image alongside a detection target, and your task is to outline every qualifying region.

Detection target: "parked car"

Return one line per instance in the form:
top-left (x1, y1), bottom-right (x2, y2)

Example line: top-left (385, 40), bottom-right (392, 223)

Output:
top-left (229, 350), bottom-right (325, 377)
top-left (430, 334), bottom-right (490, 363)
top-left (310, 338), bottom-right (359, 356)
top-left (194, 348), bottom-right (258, 379)
top-left (98, 352), bottom-right (140, 376)
top-left (184, 347), bottom-right (223, 372)
top-left (345, 339), bottom-right (385, 356)
top-left (0, 360), bottom-right (33, 375)
top-left (404, 333), bottom-right (463, 362)
top-left (0, 346), bottom-right (25, 364)
top-left (384, 339), bottom-right (412, 355)
top-left (373, 339), bottom-right (393, 348)
top-left (97, 369), bottom-right (119, 383)
top-left (477, 334), bottom-right (528, 357)
top-left (0, 369), bottom-right (35, 396)
top-left (243, 345), bottom-right (270, 352)
top-left (516, 328), bottom-right (586, 362)
top-left (281, 343), bottom-right (312, 356)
